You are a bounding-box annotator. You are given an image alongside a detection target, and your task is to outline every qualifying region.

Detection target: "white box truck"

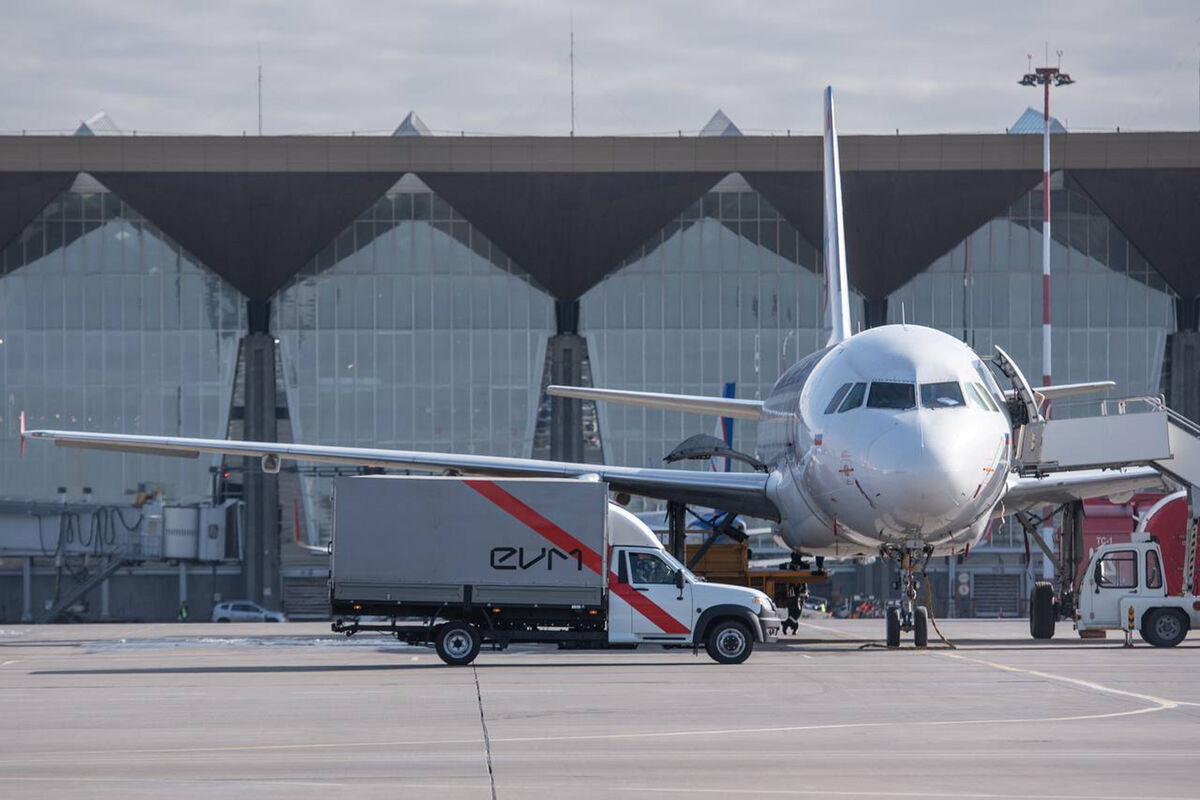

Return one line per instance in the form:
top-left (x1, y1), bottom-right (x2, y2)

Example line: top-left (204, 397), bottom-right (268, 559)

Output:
top-left (330, 476), bottom-right (782, 665)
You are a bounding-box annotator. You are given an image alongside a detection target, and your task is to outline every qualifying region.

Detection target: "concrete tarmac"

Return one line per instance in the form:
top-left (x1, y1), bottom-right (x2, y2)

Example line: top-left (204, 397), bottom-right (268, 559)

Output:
top-left (0, 619), bottom-right (1198, 799)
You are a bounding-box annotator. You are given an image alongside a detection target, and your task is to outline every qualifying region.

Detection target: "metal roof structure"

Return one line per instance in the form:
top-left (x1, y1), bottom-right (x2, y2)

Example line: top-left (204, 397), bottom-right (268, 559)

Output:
top-left (0, 130), bottom-right (1196, 323)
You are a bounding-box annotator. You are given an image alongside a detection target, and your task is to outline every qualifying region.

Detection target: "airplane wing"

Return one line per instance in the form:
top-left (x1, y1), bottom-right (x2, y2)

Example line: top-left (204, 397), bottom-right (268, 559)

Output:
top-left (546, 386), bottom-right (764, 421)
top-left (25, 428), bottom-right (779, 520)
top-left (999, 466), bottom-right (1166, 516)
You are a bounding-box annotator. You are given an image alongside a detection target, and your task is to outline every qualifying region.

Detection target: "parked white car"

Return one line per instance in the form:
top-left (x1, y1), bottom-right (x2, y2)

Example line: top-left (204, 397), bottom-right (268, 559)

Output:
top-left (211, 601), bottom-right (286, 623)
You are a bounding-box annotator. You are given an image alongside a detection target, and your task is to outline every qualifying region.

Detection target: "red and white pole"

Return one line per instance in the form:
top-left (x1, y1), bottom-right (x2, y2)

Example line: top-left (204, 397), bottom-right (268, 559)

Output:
top-left (1041, 77), bottom-right (1052, 388)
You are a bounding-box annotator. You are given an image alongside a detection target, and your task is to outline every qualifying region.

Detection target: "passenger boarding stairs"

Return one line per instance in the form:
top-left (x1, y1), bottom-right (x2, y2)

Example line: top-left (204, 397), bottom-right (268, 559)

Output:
top-left (34, 556), bottom-right (128, 624)
top-left (1018, 395), bottom-right (1200, 497)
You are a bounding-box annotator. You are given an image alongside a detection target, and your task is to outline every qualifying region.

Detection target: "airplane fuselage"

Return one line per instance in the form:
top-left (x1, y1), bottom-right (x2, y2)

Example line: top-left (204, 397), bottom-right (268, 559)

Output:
top-left (757, 325), bottom-right (1012, 557)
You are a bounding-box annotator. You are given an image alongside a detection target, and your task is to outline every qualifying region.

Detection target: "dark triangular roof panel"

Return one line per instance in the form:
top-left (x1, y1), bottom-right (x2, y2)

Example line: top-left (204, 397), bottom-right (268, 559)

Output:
top-left (0, 172), bottom-right (78, 256)
top-left (1070, 168), bottom-right (1200, 299)
top-left (418, 172), bottom-right (721, 300)
top-left (744, 170), bottom-right (1042, 300)
top-left (91, 172), bottom-right (402, 300)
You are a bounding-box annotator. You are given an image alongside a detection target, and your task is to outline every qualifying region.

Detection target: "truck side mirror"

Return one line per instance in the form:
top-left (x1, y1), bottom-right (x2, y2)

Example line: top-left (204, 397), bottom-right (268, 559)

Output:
top-left (674, 571), bottom-right (685, 590)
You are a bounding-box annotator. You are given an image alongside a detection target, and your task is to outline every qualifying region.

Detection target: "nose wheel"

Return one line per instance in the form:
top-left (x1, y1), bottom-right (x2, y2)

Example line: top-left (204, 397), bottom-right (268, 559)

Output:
top-left (883, 545), bottom-right (932, 648)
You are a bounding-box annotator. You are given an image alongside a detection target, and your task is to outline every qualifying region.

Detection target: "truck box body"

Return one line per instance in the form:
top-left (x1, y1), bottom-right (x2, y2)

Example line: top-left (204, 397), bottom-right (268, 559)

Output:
top-left (331, 476), bottom-right (608, 608)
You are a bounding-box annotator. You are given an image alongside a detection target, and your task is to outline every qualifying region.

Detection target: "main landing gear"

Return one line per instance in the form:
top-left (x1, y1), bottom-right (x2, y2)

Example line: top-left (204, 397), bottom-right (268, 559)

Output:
top-left (883, 545), bottom-right (931, 648)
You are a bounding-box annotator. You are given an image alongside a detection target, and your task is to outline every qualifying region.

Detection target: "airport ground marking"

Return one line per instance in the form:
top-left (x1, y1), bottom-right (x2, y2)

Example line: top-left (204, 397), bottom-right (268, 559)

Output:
top-left (601, 788), bottom-right (1200, 800)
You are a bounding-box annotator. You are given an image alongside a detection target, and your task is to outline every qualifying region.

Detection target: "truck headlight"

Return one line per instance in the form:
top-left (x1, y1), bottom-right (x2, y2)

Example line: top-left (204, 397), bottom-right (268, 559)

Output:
top-left (754, 596), bottom-right (774, 611)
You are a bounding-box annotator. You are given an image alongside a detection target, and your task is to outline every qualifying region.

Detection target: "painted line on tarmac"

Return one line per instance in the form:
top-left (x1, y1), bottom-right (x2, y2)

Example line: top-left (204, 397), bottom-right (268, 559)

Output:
top-left (598, 787), bottom-right (1199, 800)
top-left (0, 660), bottom-right (17, 666)
top-left (938, 652), bottom-right (1181, 712)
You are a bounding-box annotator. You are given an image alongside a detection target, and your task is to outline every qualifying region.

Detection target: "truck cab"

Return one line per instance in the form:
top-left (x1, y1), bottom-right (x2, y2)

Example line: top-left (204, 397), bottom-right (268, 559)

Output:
top-left (1077, 535), bottom-right (1197, 647)
top-left (604, 504), bottom-right (782, 663)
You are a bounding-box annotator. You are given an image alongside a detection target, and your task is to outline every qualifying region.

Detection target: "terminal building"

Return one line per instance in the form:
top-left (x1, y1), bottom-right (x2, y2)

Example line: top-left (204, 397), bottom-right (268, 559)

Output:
top-left (0, 110), bottom-right (1197, 622)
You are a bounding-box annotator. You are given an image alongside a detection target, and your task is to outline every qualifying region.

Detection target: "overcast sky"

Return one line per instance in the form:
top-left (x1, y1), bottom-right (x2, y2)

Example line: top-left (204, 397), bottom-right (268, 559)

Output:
top-left (4, 1), bottom-right (1198, 136)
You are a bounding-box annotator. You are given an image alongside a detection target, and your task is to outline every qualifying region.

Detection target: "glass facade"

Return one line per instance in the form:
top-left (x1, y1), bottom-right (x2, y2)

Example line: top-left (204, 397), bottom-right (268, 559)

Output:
top-left (581, 176), bottom-right (863, 471)
top-left (273, 176), bottom-right (554, 541)
top-left (887, 178), bottom-right (1176, 413)
top-left (0, 176), bottom-right (245, 503)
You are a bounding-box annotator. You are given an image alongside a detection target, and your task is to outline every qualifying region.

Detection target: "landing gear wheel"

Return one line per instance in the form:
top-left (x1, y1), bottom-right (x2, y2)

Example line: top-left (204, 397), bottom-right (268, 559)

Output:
top-left (913, 606), bottom-right (929, 648)
top-left (885, 607), bottom-right (901, 648)
top-left (1141, 608), bottom-right (1189, 648)
top-left (434, 622), bottom-right (481, 665)
top-left (1029, 581), bottom-right (1056, 640)
top-left (705, 620), bottom-right (754, 664)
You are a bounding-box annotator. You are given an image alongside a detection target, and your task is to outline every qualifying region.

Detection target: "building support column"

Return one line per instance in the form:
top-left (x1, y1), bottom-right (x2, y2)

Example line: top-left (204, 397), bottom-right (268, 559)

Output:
top-left (100, 577), bottom-right (110, 620)
top-left (178, 562), bottom-right (188, 609)
top-left (243, 300), bottom-right (281, 608)
top-left (21, 558), bottom-right (32, 623)
top-left (863, 297), bottom-right (888, 329)
top-left (1165, 299), bottom-right (1200, 424)
top-left (549, 300), bottom-right (585, 463)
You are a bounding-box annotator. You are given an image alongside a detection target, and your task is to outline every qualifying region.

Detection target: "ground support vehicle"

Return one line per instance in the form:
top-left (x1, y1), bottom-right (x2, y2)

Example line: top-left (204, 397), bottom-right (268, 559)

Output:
top-left (1029, 491), bottom-right (1200, 646)
top-left (330, 476), bottom-right (782, 665)
top-left (685, 541), bottom-right (827, 634)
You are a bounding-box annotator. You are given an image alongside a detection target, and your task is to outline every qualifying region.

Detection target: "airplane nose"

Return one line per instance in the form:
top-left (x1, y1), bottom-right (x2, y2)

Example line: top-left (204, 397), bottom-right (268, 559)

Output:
top-left (863, 416), bottom-right (983, 532)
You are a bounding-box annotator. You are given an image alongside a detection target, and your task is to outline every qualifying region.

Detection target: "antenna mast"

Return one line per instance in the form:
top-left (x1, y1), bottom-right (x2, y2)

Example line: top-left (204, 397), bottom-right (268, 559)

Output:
top-left (569, 14), bottom-right (576, 136)
top-left (257, 42), bottom-right (263, 136)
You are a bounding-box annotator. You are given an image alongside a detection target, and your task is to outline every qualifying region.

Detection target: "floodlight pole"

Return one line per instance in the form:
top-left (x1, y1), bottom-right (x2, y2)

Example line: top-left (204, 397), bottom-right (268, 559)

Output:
top-left (1019, 59), bottom-right (1074, 586)
top-left (1019, 61), bottom-right (1074, 389)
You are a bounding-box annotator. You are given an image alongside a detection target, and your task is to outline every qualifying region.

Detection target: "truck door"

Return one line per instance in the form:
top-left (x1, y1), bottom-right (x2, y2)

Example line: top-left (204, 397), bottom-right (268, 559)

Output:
top-left (1083, 548), bottom-right (1139, 626)
top-left (626, 550), bottom-right (693, 640)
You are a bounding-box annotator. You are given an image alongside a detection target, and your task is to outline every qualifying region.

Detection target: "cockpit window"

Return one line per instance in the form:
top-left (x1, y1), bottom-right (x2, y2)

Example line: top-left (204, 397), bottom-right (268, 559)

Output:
top-left (824, 383), bottom-right (852, 414)
top-left (963, 382), bottom-right (988, 410)
top-left (866, 382), bottom-right (916, 410)
top-left (837, 382), bottom-right (867, 413)
top-left (970, 382), bottom-right (1000, 412)
top-left (920, 382), bottom-right (965, 409)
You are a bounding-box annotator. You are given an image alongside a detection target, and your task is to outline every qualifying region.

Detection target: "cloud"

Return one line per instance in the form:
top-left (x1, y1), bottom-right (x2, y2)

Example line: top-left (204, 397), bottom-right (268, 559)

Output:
top-left (1, 0), bottom-right (1196, 135)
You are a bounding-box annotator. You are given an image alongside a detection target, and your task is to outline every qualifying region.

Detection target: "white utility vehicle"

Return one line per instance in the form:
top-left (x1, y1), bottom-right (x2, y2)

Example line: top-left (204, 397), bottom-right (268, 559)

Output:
top-left (1032, 532), bottom-right (1199, 647)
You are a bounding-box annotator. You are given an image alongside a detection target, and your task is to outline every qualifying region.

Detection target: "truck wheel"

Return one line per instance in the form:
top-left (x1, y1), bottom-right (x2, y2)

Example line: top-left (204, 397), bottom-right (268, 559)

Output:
top-left (913, 606), bottom-right (929, 648)
top-left (704, 620), bottom-right (753, 664)
top-left (434, 623), bottom-right (481, 666)
top-left (1141, 608), bottom-right (1189, 648)
top-left (1029, 581), bottom-right (1056, 640)
top-left (885, 607), bottom-right (900, 648)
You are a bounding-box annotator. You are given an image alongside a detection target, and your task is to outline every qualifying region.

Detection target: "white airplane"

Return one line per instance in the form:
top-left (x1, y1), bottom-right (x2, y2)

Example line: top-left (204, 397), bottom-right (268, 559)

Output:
top-left (25, 87), bottom-right (1163, 646)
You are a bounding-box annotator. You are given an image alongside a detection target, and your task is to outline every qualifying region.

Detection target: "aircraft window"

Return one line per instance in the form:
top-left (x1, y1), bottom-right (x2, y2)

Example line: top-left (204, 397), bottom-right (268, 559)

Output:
top-left (837, 382), bottom-right (867, 412)
top-left (866, 382), bottom-right (915, 410)
top-left (972, 361), bottom-right (1007, 408)
top-left (824, 383), bottom-right (853, 414)
top-left (972, 382), bottom-right (1000, 412)
top-left (963, 382), bottom-right (990, 410)
top-left (919, 382), bottom-right (965, 409)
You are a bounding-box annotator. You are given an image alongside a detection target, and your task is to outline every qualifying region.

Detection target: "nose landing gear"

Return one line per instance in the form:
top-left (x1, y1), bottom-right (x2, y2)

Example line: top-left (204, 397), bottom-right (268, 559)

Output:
top-left (883, 545), bottom-right (932, 648)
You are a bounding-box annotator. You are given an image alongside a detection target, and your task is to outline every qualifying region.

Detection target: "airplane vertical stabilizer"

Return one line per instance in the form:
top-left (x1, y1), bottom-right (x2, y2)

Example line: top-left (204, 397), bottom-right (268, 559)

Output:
top-left (823, 86), bottom-right (852, 346)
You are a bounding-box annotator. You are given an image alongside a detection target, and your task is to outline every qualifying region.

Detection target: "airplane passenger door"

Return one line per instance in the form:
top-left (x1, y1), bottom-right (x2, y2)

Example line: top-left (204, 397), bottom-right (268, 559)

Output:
top-left (1084, 549), bottom-right (1138, 626)
top-left (626, 550), bottom-right (693, 640)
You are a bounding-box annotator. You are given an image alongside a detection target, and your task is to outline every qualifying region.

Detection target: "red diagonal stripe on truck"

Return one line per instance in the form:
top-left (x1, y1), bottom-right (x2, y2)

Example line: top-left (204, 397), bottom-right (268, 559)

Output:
top-left (606, 574), bottom-right (690, 635)
top-left (464, 480), bottom-right (604, 573)
top-left (465, 480), bottom-right (690, 635)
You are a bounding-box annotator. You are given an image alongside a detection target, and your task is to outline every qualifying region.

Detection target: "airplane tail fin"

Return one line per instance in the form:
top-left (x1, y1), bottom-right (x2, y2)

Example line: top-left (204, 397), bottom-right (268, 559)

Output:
top-left (823, 86), bottom-right (852, 346)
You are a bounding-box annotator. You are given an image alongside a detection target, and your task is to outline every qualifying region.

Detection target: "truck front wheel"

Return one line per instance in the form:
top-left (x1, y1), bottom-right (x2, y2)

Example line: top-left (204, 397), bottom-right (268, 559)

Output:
top-left (434, 622), bottom-right (482, 665)
top-left (705, 620), bottom-right (754, 664)
top-left (1141, 608), bottom-right (1189, 648)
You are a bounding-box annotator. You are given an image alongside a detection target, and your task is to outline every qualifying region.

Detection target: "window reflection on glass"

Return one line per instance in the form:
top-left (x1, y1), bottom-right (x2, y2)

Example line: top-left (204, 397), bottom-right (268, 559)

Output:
top-left (1145, 549), bottom-right (1163, 590)
top-left (920, 382), bottom-right (965, 409)
top-left (1096, 550), bottom-right (1138, 589)
top-left (628, 551), bottom-right (677, 585)
top-left (0, 179), bottom-right (244, 504)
